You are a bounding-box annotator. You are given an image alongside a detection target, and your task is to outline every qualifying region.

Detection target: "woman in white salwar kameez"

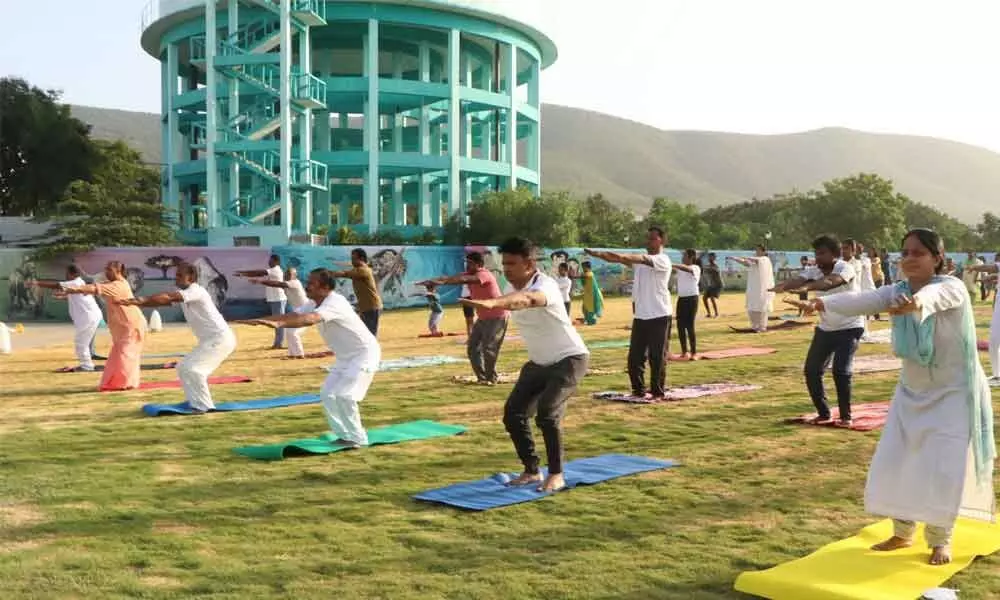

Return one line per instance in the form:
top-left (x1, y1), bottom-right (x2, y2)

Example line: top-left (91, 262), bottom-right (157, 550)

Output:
top-left (809, 229), bottom-right (995, 565)
top-left (729, 246), bottom-right (775, 332)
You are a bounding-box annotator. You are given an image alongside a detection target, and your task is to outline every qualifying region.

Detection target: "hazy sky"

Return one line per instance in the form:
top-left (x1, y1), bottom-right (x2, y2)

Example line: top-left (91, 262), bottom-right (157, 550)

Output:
top-left (2, 0), bottom-right (999, 151)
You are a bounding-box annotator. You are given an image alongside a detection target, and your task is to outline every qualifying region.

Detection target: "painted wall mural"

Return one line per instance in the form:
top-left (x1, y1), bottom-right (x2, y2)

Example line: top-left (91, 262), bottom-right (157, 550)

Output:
top-left (1, 246), bottom-right (996, 322)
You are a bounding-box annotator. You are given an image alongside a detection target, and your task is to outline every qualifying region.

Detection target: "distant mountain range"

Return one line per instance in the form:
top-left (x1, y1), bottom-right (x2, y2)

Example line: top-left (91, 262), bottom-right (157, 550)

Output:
top-left (71, 103), bottom-right (1000, 224)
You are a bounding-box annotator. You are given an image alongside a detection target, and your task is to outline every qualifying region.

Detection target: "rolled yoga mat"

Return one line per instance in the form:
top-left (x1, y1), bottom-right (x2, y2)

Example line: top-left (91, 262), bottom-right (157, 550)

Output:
top-left (233, 420), bottom-right (467, 461)
top-left (413, 454), bottom-right (678, 511)
top-left (734, 518), bottom-right (1000, 600)
top-left (143, 393), bottom-right (321, 417)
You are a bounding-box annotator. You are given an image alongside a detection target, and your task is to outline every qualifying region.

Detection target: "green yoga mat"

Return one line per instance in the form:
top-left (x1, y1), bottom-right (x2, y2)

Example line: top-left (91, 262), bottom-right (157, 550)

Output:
top-left (233, 420), bottom-right (467, 461)
top-left (590, 339), bottom-right (630, 349)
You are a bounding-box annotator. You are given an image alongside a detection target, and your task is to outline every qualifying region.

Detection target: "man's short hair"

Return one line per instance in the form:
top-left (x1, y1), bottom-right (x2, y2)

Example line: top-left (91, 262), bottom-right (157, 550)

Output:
top-left (351, 248), bottom-right (368, 263)
top-left (497, 237), bottom-right (536, 259)
top-left (309, 268), bottom-right (336, 289)
top-left (66, 265), bottom-right (81, 277)
top-left (176, 262), bottom-right (199, 279)
top-left (812, 235), bottom-right (842, 255)
top-left (466, 252), bottom-right (485, 266)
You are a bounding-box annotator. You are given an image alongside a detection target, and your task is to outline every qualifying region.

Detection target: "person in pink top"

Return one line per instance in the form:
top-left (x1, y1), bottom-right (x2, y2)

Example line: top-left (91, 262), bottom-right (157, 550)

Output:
top-left (421, 252), bottom-right (509, 384)
top-left (57, 261), bottom-right (146, 391)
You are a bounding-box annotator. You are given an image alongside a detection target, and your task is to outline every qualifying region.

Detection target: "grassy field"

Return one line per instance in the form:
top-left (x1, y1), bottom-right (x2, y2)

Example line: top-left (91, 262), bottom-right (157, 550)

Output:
top-left (1, 294), bottom-right (997, 600)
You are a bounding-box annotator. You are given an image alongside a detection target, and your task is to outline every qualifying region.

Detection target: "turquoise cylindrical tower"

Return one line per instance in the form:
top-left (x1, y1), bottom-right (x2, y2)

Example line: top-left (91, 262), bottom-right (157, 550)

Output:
top-left (140, 0), bottom-right (557, 247)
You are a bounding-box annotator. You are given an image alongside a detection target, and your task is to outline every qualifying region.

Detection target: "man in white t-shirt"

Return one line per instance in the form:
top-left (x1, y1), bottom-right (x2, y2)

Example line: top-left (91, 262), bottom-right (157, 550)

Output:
top-left (772, 235), bottom-right (864, 425)
top-left (118, 263), bottom-right (237, 412)
top-left (31, 265), bottom-right (104, 371)
top-left (461, 237), bottom-right (589, 493)
top-left (586, 226), bottom-right (673, 399)
top-left (235, 254), bottom-right (287, 349)
top-left (250, 267), bottom-right (309, 358)
top-left (555, 262), bottom-right (573, 316)
top-left (239, 268), bottom-right (381, 446)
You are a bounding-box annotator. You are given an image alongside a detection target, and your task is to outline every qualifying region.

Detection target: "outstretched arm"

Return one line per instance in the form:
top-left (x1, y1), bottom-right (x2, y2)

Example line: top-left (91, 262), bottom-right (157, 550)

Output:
top-left (815, 285), bottom-right (896, 317)
top-left (966, 264), bottom-right (999, 274)
top-left (118, 292), bottom-right (183, 308)
top-left (584, 249), bottom-right (654, 267)
top-left (673, 264), bottom-right (696, 274)
top-left (59, 283), bottom-right (100, 296)
top-left (771, 276), bottom-right (810, 293)
top-left (460, 291), bottom-right (547, 312)
top-left (28, 280), bottom-right (66, 291)
top-left (250, 278), bottom-right (290, 289)
top-left (234, 269), bottom-right (269, 277)
top-left (234, 311), bottom-right (323, 329)
top-left (418, 273), bottom-right (480, 286)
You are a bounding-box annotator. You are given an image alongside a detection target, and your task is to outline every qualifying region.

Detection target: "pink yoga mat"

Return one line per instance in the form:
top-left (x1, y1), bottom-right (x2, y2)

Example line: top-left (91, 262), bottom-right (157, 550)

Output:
top-left (979, 340), bottom-right (989, 351)
top-left (103, 376), bottom-right (253, 392)
top-left (669, 347), bottom-right (776, 361)
top-left (786, 402), bottom-right (889, 432)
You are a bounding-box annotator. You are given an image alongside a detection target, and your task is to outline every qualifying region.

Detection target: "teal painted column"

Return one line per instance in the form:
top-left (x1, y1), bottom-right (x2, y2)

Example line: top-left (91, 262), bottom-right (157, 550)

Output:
top-left (504, 42), bottom-right (518, 190)
top-left (528, 58), bottom-right (540, 173)
top-left (227, 0), bottom-right (240, 212)
top-left (363, 18), bottom-right (380, 234)
top-left (204, 0), bottom-right (219, 228)
top-left (418, 42), bottom-right (431, 226)
top-left (161, 45), bottom-right (178, 221)
top-left (316, 109), bottom-right (332, 229)
top-left (337, 196), bottom-right (350, 227)
top-left (279, 0), bottom-right (294, 238)
top-left (447, 28), bottom-right (461, 218)
top-left (297, 24), bottom-right (313, 235)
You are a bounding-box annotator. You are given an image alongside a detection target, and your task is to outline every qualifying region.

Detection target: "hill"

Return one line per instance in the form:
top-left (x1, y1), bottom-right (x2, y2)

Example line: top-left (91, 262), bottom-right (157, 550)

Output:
top-left (71, 104), bottom-right (1000, 224)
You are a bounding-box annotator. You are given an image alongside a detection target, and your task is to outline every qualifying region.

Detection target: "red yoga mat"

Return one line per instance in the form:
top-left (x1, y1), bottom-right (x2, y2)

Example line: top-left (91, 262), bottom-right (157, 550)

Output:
top-left (669, 347), bottom-right (777, 361)
top-left (979, 340), bottom-right (989, 352)
top-left (103, 376), bottom-right (253, 392)
top-left (785, 402), bottom-right (889, 432)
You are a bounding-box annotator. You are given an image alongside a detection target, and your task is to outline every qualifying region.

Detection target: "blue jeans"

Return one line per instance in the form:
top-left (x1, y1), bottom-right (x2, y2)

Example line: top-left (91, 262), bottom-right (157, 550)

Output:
top-left (268, 301), bottom-right (287, 347)
top-left (804, 327), bottom-right (865, 420)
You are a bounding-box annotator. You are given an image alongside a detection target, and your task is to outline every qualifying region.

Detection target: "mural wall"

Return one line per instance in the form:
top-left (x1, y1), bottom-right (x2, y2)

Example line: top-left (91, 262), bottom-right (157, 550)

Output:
top-left (2, 246), bottom-right (996, 322)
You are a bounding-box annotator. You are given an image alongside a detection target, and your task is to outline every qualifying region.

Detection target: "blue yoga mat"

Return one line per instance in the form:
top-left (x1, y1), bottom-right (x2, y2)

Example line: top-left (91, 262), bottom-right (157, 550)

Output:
top-left (144, 352), bottom-right (188, 359)
top-left (413, 454), bottom-right (677, 511)
top-left (142, 394), bottom-right (320, 417)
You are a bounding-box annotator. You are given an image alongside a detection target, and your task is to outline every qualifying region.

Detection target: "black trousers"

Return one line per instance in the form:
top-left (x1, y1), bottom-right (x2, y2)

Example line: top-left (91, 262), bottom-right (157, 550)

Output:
top-left (675, 295), bottom-right (698, 354)
top-left (360, 309), bottom-right (381, 337)
top-left (804, 327), bottom-right (865, 420)
top-left (628, 316), bottom-right (672, 396)
top-left (503, 354), bottom-right (589, 475)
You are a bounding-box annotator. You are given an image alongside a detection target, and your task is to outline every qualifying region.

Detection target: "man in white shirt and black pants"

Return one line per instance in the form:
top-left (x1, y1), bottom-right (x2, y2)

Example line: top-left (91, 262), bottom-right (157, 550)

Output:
top-left (249, 267), bottom-right (309, 358)
top-left (462, 237), bottom-right (589, 493)
top-left (118, 263), bottom-right (237, 412)
top-left (772, 235), bottom-right (864, 426)
top-left (586, 227), bottom-right (673, 399)
top-left (239, 268), bottom-right (381, 447)
top-left (235, 254), bottom-right (287, 350)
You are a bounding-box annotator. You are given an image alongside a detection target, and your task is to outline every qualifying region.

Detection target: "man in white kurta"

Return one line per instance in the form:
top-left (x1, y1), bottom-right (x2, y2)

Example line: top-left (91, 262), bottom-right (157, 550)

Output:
top-left (241, 268), bottom-right (381, 446)
top-left (119, 263), bottom-right (237, 412)
top-left (33, 265), bottom-right (104, 371)
top-left (730, 246), bottom-right (774, 332)
top-left (963, 260), bottom-right (1000, 383)
top-left (235, 255), bottom-right (287, 349)
top-left (818, 276), bottom-right (995, 560)
top-left (251, 267), bottom-right (309, 358)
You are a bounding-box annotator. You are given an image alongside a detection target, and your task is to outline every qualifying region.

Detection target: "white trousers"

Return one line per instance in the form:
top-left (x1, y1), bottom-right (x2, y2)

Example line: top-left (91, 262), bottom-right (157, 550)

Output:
top-left (287, 327), bottom-right (305, 358)
top-left (321, 353), bottom-right (379, 445)
top-left (748, 310), bottom-right (769, 331)
top-left (74, 319), bottom-right (100, 370)
top-left (990, 313), bottom-right (1000, 379)
top-left (177, 332), bottom-right (237, 411)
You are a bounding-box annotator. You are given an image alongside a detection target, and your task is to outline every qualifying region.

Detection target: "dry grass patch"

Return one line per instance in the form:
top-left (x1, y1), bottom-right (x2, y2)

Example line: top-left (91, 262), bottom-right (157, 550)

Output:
top-left (0, 504), bottom-right (46, 529)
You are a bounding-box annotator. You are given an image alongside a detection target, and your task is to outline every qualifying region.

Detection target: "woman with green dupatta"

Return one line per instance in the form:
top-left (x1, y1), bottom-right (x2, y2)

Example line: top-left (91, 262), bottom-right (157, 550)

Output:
top-left (579, 261), bottom-right (604, 325)
top-left (809, 228), bottom-right (995, 566)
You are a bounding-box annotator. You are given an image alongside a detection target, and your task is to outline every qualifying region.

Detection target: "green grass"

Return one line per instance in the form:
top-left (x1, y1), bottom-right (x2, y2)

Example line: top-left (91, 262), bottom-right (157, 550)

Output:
top-left (1, 295), bottom-right (997, 599)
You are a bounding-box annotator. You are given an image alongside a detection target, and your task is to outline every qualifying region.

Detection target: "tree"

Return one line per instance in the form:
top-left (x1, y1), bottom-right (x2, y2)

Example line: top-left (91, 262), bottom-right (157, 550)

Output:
top-left (576, 193), bottom-right (639, 247)
top-left (976, 212), bottom-right (1000, 250)
top-left (801, 173), bottom-right (908, 251)
top-left (644, 197), bottom-right (711, 250)
top-left (903, 201), bottom-right (979, 251)
top-left (0, 77), bottom-right (99, 216)
top-left (31, 140), bottom-right (175, 260)
top-left (145, 255), bottom-right (184, 279)
top-left (463, 188), bottom-right (580, 247)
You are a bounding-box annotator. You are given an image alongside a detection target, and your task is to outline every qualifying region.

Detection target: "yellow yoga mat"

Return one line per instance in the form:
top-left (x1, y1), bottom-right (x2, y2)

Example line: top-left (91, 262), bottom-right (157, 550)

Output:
top-left (734, 518), bottom-right (1000, 600)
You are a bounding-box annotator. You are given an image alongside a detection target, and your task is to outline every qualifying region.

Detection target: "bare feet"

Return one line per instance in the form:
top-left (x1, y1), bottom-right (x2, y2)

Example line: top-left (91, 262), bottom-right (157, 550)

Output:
top-left (929, 545), bottom-right (952, 565)
top-left (507, 472), bottom-right (543, 486)
top-left (690, 354), bottom-right (701, 361)
top-left (871, 536), bottom-right (913, 552)
top-left (538, 473), bottom-right (566, 493)
top-left (808, 415), bottom-right (833, 424)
